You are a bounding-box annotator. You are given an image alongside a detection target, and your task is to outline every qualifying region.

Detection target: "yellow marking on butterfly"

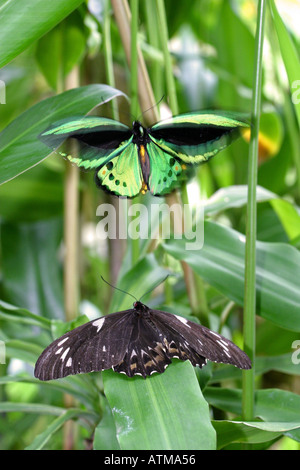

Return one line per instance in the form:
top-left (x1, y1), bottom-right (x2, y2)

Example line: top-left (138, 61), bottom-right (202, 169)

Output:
top-left (182, 164), bottom-right (187, 171)
top-left (102, 170), bottom-right (106, 175)
top-left (140, 145), bottom-right (146, 164)
top-left (141, 181), bottom-right (148, 195)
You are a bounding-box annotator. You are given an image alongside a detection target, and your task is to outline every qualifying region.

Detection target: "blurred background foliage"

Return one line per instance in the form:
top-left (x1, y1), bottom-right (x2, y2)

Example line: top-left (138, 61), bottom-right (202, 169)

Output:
top-left (0, 0), bottom-right (300, 450)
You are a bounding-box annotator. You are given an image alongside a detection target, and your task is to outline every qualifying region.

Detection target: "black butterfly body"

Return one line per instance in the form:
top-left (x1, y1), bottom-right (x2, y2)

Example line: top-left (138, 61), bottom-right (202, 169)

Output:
top-left (34, 301), bottom-right (251, 380)
top-left (40, 111), bottom-right (249, 198)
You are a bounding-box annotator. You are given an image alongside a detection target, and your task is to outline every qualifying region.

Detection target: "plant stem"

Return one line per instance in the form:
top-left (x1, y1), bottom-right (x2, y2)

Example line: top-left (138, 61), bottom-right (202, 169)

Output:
top-left (144, 0), bottom-right (163, 102)
top-left (242, 0), bottom-right (266, 422)
top-left (111, 0), bottom-right (158, 123)
top-left (155, 0), bottom-right (178, 115)
top-left (62, 66), bottom-right (80, 450)
top-left (130, 0), bottom-right (139, 119)
top-left (155, 0), bottom-right (208, 319)
top-left (103, 0), bottom-right (119, 122)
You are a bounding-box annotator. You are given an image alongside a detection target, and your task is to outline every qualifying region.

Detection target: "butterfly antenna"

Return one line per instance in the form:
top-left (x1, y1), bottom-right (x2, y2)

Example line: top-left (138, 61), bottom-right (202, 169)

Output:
top-left (137, 95), bottom-right (165, 123)
top-left (139, 275), bottom-right (170, 303)
top-left (100, 276), bottom-right (138, 302)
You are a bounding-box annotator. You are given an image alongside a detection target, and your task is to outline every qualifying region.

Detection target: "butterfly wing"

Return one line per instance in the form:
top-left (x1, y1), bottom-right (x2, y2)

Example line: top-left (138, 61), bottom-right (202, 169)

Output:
top-left (149, 111), bottom-right (249, 165)
top-left (95, 139), bottom-right (143, 198)
top-left (146, 140), bottom-right (184, 196)
top-left (40, 116), bottom-right (133, 170)
top-left (150, 309), bottom-right (251, 370)
top-left (112, 314), bottom-right (172, 377)
top-left (34, 310), bottom-right (136, 381)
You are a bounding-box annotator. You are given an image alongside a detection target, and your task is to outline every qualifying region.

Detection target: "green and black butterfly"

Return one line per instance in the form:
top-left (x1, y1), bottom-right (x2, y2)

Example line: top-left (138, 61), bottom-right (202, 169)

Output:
top-left (40, 111), bottom-right (249, 198)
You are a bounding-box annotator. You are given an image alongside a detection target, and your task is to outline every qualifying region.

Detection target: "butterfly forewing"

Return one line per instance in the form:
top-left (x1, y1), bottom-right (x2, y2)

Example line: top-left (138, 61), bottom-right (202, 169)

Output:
top-left (40, 117), bottom-right (132, 170)
top-left (34, 310), bottom-right (135, 381)
top-left (150, 309), bottom-right (251, 370)
top-left (149, 111), bottom-right (249, 165)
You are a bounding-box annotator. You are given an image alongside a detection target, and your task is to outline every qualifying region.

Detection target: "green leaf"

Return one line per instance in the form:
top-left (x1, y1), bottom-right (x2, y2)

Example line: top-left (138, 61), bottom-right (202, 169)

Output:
top-left (0, 402), bottom-right (65, 415)
top-left (163, 221), bottom-right (300, 331)
top-left (1, 219), bottom-right (64, 319)
top-left (269, 0), bottom-right (300, 128)
top-left (0, 84), bottom-right (127, 185)
top-left (213, 420), bottom-right (300, 449)
top-left (36, 11), bottom-right (86, 90)
top-left (0, 375), bottom-right (99, 411)
top-left (101, 255), bottom-right (216, 450)
top-left (210, 353), bottom-right (300, 384)
top-left (103, 361), bottom-right (216, 450)
top-left (270, 198), bottom-right (300, 241)
top-left (0, 161), bottom-right (64, 222)
top-left (109, 253), bottom-right (170, 312)
top-left (0, 0), bottom-right (85, 68)
top-left (205, 387), bottom-right (300, 442)
top-left (0, 300), bottom-right (51, 328)
top-left (203, 185), bottom-right (277, 216)
top-left (93, 401), bottom-right (120, 450)
top-left (26, 408), bottom-right (98, 450)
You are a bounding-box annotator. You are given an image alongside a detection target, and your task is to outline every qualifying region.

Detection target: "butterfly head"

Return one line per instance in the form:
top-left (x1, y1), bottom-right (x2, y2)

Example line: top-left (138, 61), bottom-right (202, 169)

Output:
top-left (133, 300), bottom-right (149, 316)
top-left (132, 120), bottom-right (146, 142)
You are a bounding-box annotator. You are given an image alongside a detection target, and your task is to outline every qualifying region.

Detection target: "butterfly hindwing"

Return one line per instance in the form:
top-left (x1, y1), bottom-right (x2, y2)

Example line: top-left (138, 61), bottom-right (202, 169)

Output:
top-left (149, 111), bottom-right (249, 165)
top-left (146, 140), bottom-right (183, 196)
top-left (113, 314), bottom-right (172, 377)
top-left (96, 139), bottom-right (143, 197)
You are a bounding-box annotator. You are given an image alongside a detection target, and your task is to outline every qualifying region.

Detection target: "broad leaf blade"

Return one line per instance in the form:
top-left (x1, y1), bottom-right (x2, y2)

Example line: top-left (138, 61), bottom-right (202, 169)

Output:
top-left (163, 221), bottom-right (300, 332)
top-left (102, 256), bottom-right (216, 450)
top-left (103, 362), bottom-right (216, 450)
top-left (269, 0), bottom-right (300, 128)
top-left (0, 84), bottom-right (127, 185)
top-left (0, 0), bottom-right (85, 68)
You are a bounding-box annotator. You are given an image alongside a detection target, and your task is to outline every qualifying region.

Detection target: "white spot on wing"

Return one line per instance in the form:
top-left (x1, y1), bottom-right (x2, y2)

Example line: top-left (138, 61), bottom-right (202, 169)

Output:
top-left (55, 347), bottom-right (63, 355)
top-left (210, 331), bottom-right (221, 338)
top-left (216, 339), bottom-right (230, 352)
top-left (175, 315), bottom-right (191, 328)
top-left (60, 347), bottom-right (70, 361)
top-left (58, 337), bottom-right (69, 346)
top-left (93, 318), bottom-right (105, 332)
top-left (66, 357), bottom-right (72, 367)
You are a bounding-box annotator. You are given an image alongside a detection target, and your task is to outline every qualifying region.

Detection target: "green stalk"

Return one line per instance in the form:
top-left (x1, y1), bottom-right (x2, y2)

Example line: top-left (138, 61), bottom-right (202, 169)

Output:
top-left (242, 0), bottom-right (266, 422)
top-left (130, 0), bottom-right (139, 119)
top-left (103, 0), bottom-right (126, 285)
top-left (155, 0), bottom-right (207, 319)
top-left (155, 0), bottom-right (178, 115)
top-left (103, 0), bottom-right (119, 122)
top-left (130, 0), bottom-right (141, 266)
top-left (144, 0), bottom-right (163, 103)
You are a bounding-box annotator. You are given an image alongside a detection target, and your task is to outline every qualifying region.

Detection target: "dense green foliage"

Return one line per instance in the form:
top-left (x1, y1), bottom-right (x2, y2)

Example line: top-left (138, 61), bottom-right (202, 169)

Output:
top-left (0, 0), bottom-right (300, 450)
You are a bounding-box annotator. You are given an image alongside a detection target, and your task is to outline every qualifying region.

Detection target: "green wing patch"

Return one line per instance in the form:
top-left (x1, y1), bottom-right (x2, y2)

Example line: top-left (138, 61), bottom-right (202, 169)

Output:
top-left (96, 143), bottom-right (143, 198)
top-left (40, 116), bottom-right (132, 170)
top-left (150, 111), bottom-right (249, 164)
top-left (147, 140), bottom-right (183, 196)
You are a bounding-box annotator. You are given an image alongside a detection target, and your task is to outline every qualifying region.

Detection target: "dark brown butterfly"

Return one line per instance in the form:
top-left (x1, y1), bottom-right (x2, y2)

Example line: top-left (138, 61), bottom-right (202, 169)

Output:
top-left (34, 300), bottom-right (251, 380)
